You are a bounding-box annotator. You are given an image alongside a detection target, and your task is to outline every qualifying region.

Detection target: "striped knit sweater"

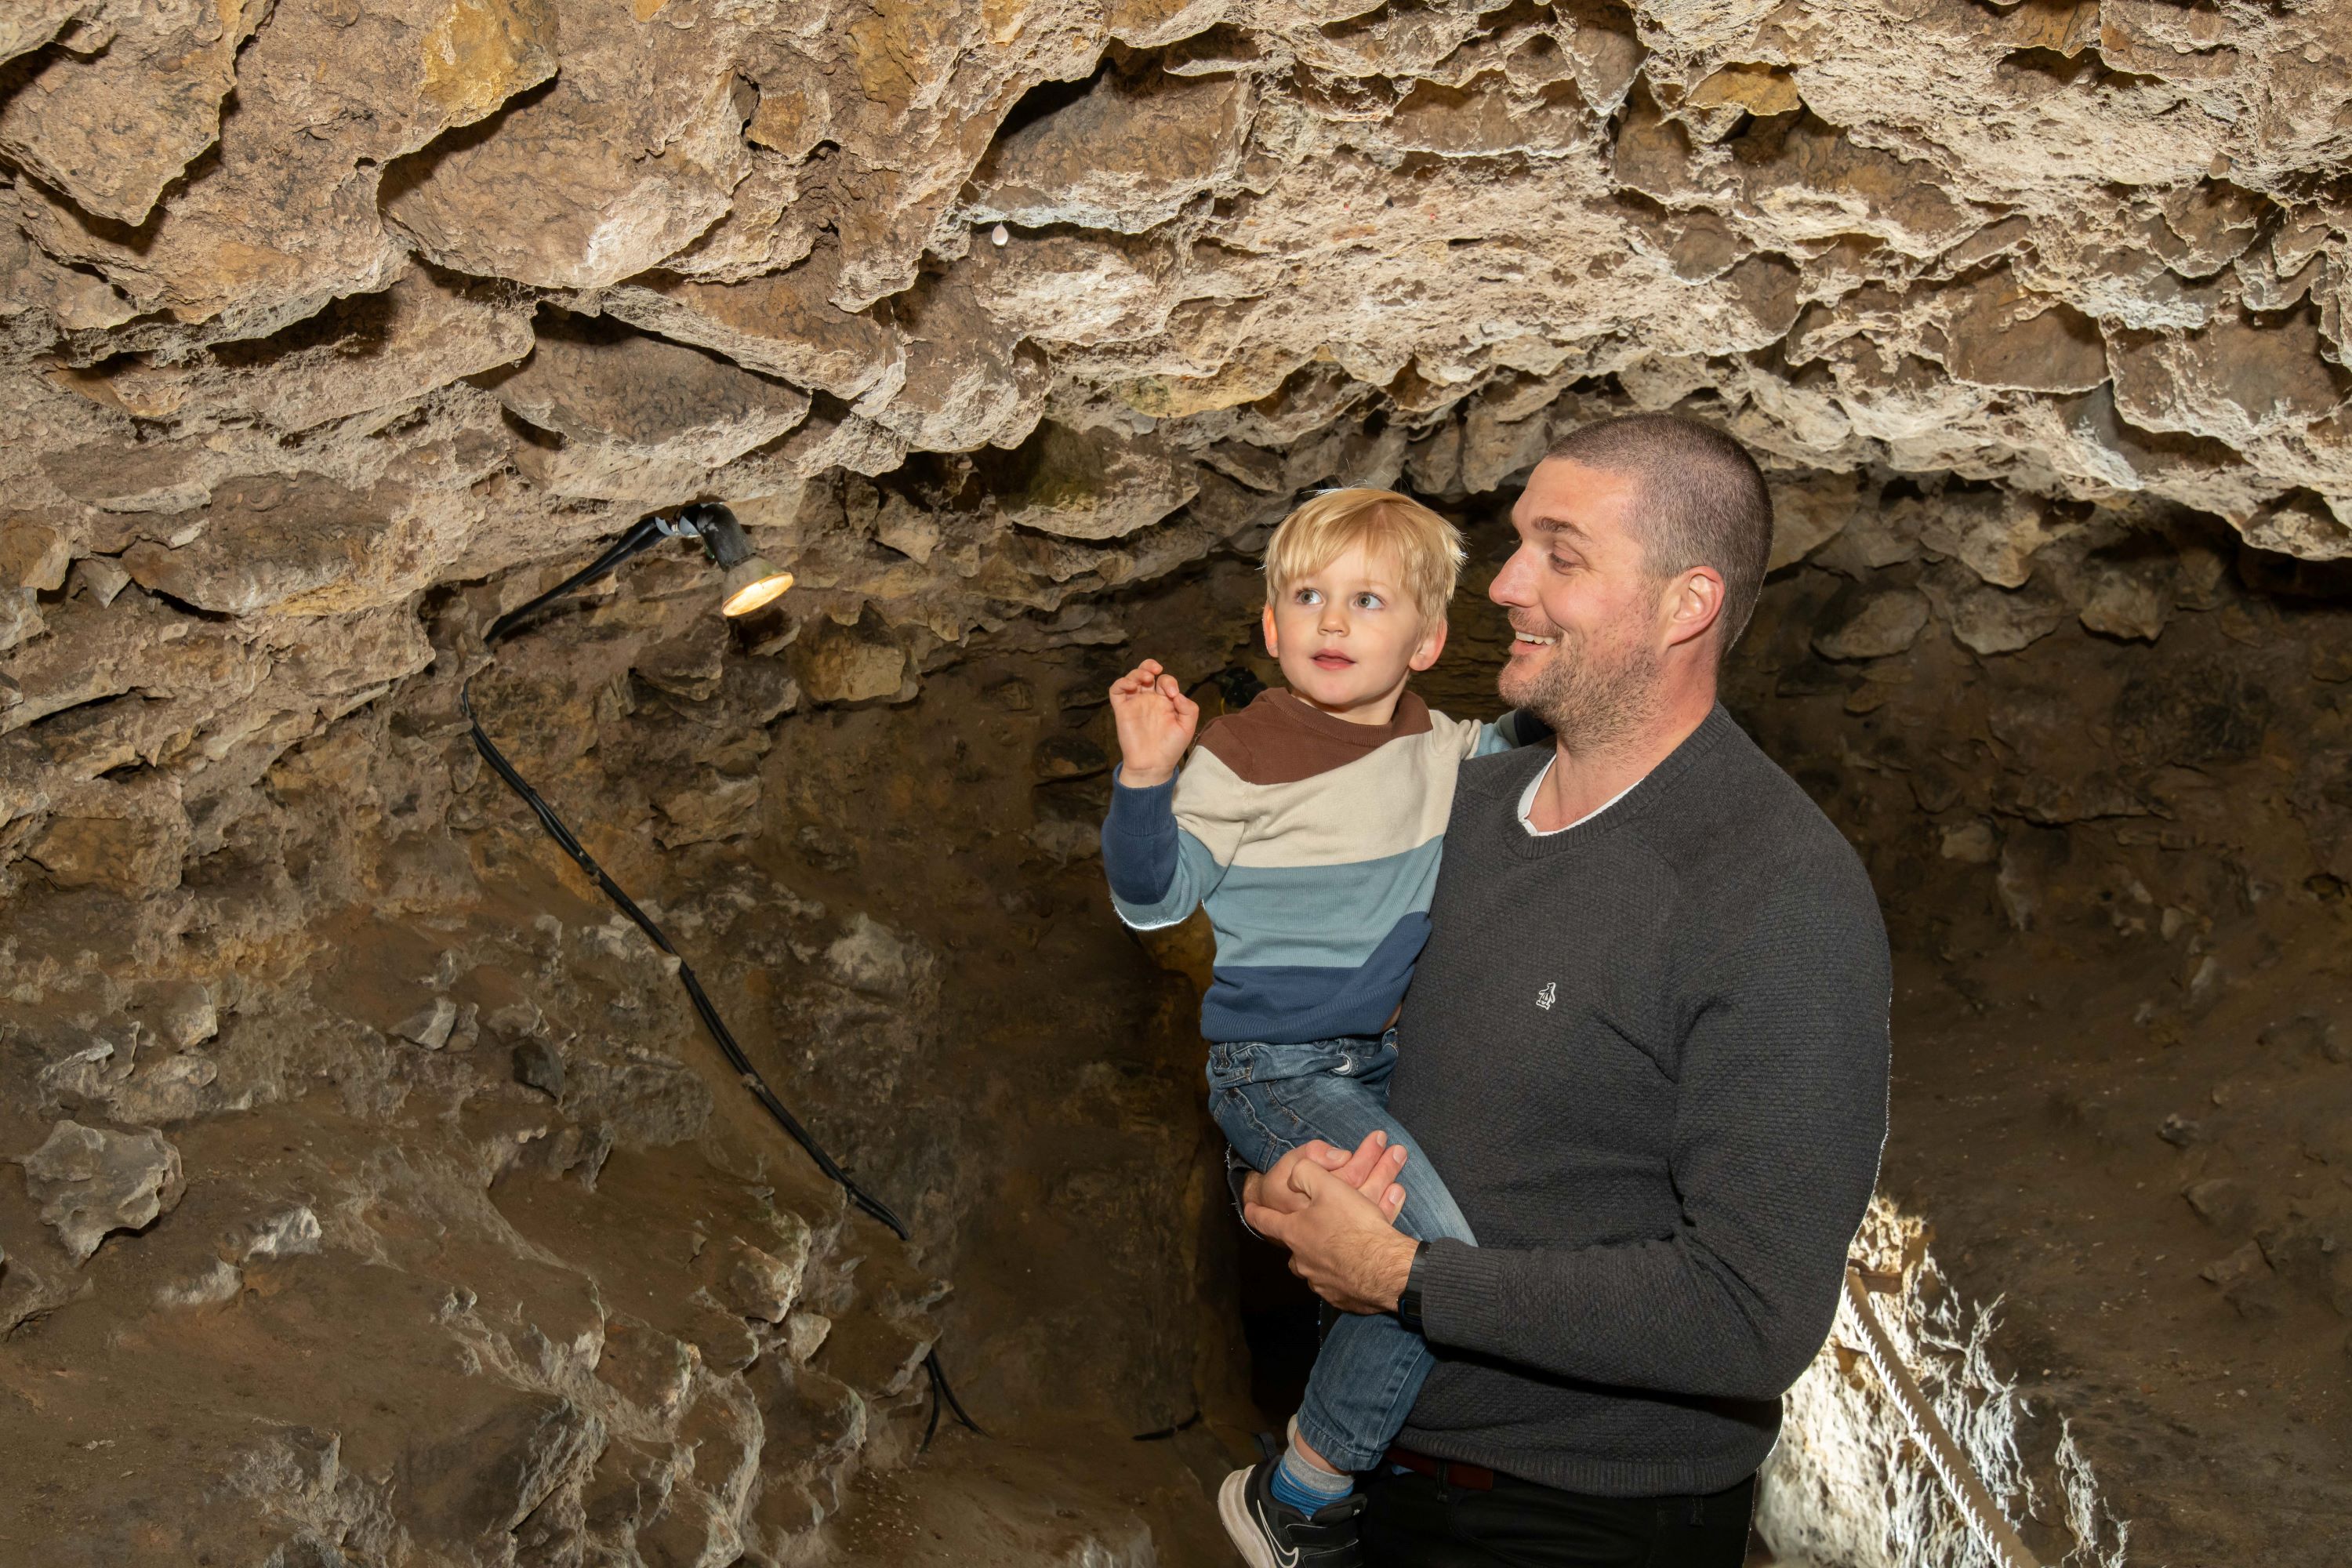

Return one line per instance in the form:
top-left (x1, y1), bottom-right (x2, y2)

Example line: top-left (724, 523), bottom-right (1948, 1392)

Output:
top-left (1100, 688), bottom-right (1530, 1044)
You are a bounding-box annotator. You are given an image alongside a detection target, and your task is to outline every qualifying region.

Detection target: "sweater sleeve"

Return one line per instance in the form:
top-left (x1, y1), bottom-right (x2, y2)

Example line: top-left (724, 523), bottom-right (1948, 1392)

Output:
top-left (1471, 709), bottom-right (1553, 756)
top-left (1100, 762), bottom-right (1239, 929)
top-left (1413, 861), bottom-right (1891, 1401)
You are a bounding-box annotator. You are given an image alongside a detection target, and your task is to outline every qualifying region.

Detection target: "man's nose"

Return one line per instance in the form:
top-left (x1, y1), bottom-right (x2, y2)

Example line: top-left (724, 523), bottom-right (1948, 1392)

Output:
top-left (1490, 546), bottom-right (1535, 607)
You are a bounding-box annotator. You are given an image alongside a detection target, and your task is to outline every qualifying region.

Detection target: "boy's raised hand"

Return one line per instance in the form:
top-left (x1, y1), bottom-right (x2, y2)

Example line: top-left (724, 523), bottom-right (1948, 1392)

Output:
top-left (1107, 659), bottom-right (1198, 789)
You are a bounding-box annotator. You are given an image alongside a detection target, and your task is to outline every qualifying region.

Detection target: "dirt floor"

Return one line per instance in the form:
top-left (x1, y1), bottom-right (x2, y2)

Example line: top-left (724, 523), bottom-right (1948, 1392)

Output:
top-left (826, 1419), bottom-right (1240, 1567)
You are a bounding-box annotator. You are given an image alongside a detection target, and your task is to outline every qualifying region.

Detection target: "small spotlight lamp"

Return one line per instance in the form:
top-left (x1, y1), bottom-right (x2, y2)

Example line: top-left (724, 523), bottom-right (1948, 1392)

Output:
top-left (684, 502), bottom-right (795, 618)
top-left (484, 502), bottom-right (791, 643)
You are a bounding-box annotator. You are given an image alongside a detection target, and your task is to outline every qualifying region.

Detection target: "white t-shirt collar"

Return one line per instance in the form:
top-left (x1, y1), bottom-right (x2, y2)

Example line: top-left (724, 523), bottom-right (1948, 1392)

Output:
top-left (1517, 756), bottom-right (1639, 837)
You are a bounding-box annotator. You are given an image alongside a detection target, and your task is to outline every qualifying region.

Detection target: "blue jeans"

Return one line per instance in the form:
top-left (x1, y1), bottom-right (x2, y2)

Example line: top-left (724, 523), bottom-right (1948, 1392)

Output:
top-left (1207, 1032), bottom-right (1477, 1473)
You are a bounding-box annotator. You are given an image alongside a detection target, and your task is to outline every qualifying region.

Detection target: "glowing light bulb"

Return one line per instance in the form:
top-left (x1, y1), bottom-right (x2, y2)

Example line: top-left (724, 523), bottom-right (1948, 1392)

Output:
top-left (720, 557), bottom-right (793, 617)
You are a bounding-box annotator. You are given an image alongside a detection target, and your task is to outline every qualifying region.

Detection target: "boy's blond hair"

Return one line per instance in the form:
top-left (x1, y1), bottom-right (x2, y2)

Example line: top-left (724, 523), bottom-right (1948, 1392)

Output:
top-left (1261, 488), bottom-right (1465, 623)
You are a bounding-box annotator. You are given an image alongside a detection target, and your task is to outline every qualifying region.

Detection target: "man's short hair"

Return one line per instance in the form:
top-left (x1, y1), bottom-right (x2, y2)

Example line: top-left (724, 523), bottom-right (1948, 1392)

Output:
top-left (1547, 414), bottom-right (1775, 655)
top-left (1263, 488), bottom-right (1466, 623)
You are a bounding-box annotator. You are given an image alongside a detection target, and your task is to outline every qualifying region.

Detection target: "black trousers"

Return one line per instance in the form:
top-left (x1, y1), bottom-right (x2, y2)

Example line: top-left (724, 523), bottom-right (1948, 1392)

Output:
top-left (1361, 1462), bottom-right (1756, 1567)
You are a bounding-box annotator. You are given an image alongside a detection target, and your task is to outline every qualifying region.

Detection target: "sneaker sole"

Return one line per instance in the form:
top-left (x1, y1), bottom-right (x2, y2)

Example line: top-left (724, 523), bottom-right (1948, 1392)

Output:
top-left (1217, 1466), bottom-right (1279, 1568)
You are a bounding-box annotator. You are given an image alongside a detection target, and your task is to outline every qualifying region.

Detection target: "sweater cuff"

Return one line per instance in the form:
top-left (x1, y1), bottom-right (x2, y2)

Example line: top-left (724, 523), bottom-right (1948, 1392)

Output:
top-left (1100, 765), bottom-right (1181, 906)
top-left (1414, 1237), bottom-right (1513, 1352)
top-left (1104, 765), bottom-right (1177, 829)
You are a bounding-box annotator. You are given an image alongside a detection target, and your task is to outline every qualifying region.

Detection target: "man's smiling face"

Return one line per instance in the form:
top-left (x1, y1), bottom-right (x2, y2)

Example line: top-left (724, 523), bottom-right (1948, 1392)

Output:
top-left (1490, 458), bottom-right (1669, 746)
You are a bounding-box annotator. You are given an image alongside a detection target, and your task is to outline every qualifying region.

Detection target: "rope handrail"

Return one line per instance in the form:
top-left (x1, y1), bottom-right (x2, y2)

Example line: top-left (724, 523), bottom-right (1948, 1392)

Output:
top-left (1842, 1268), bottom-right (2042, 1568)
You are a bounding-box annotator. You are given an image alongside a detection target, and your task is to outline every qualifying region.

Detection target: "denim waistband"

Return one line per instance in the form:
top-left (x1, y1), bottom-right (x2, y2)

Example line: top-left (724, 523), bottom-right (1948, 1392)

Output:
top-left (1206, 1029), bottom-right (1396, 1087)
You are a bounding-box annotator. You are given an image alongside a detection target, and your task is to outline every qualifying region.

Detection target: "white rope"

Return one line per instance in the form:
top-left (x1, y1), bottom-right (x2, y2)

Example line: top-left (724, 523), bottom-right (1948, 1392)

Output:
top-left (1842, 1269), bottom-right (2044, 1568)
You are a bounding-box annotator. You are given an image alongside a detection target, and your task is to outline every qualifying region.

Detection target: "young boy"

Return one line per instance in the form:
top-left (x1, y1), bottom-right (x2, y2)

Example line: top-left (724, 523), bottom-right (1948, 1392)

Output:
top-left (1099, 488), bottom-right (1537, 1568)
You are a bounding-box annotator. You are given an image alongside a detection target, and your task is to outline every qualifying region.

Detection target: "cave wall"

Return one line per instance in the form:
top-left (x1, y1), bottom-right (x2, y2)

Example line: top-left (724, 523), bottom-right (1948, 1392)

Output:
top-left (0, 551), bottom-right (1266, 1564)
top-left (8, 2), bottom-right (2352, 1565)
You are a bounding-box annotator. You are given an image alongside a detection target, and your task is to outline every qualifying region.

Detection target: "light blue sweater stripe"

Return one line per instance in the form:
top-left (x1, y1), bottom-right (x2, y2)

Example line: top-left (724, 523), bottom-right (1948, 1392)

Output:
top-left (1197, 840), bottom-right (1446, 970)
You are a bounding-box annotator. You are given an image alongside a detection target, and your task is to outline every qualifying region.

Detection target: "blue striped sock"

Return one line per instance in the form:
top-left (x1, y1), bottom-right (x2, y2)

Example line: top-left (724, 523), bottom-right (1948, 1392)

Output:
top-left (1271, 1441), bottom-right (1355, 1514)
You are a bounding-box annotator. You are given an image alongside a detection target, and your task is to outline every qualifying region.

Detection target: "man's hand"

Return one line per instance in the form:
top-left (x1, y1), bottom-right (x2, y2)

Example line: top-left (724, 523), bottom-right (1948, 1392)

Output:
top-left (1107, 659), bottom-right (1199, 789)
top-left (1242, 1131), bottom-right (1409, 1222)
top-left (1246, 1148), bottom-right (1421, 1316)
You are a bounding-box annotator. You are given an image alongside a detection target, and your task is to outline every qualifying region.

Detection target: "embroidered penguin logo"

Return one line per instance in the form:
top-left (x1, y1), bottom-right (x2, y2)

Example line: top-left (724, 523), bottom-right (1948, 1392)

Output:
top-left (1535, 982), bottom-right (1557, 1011)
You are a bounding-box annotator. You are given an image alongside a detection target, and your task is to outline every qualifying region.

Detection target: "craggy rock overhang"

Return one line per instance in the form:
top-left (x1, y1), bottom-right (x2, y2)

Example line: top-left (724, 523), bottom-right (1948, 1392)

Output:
top-left (5, 0), bottom-right (2351, 853)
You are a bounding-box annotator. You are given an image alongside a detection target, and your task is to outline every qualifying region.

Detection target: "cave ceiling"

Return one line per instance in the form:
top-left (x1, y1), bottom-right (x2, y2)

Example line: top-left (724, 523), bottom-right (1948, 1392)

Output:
top-left (5, 0), bottom-right (2352, 870)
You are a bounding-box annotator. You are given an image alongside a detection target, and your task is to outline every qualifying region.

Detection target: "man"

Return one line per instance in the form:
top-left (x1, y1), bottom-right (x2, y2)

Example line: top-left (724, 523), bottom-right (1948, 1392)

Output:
top-left (1241, 412), bottom-right (1892, 1567)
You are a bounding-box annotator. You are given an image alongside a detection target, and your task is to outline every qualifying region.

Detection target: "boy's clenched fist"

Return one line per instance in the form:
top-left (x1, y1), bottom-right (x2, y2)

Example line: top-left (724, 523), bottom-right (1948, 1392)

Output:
top-left (1107, 659), bottom-right (1198, 789)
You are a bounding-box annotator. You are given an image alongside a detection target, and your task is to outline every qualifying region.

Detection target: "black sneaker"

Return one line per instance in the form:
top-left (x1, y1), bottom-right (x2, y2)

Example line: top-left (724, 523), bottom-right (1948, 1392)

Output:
top-left (1216, 1454), bottom-right (1364, 1568)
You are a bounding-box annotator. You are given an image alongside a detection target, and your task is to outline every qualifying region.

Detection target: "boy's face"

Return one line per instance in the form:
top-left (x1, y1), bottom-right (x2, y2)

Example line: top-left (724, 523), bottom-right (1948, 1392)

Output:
top-left (1261, 541), bottom-right (1447, 721)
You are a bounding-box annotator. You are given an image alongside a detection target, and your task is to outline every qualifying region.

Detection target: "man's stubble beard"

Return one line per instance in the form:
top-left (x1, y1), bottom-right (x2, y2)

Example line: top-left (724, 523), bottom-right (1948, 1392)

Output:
top-left (1498, 615), bottom-right (1665, 755)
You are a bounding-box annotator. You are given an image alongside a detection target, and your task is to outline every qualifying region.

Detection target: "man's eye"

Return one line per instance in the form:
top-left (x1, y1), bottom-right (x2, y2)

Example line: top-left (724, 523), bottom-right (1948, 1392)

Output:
top-left (1549, 555), bottom-right (1574, 573)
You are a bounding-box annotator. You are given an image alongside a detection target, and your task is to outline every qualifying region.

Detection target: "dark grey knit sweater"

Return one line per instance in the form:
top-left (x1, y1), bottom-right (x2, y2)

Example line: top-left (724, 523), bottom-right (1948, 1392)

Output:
top-left (1389, 704), bottom-right (1890, 1497)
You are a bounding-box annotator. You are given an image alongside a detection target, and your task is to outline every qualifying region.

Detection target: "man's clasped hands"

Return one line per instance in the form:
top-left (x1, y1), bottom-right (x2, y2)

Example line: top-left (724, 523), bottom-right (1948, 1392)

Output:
top-left (1241, 1131), bottom-right (1425, 1318)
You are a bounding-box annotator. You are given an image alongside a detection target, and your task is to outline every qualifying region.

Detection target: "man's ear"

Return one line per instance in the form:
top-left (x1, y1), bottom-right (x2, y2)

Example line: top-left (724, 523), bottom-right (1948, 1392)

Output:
top-left (1661, 567), bottom-right (1725, 651)
top-left (1261, 603), bottom-right (1279, 658)
top-left (1407, 613), bottom-right (1450, 673)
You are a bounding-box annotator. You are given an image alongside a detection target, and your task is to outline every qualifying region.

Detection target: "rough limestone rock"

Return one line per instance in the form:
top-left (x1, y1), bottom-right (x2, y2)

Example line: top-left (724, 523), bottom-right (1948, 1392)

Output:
top-left (1941, 579), bottom-right (2070, 657)
top-left (19, 1120), bottom-right (186, 1262)
top-left (971, 71), bottom-right (1255, 234)
top-left (493, 313), bottom-right (812, 499)
top-left (24, 775), bottom-right (191, 898)
top-left (0, 0), bottom-right (264, 228)
top-left (394, 996), bottom-right (460, 1050)
top-left (792, 621), bottom-right (909, 705)
top-left (985, 423), bottom-right (1201, 542)
top-left (381, 0), bottom-right (750, 291)
top-left (1816, 589), bottom-right (1931, 661)
top-left (53, 267), bottom-right (536, 433)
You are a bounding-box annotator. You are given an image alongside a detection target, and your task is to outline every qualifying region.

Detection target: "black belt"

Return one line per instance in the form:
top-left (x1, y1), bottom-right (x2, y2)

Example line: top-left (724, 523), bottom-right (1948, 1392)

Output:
top-left (1384, 1446), bottom-right (1497, 1490)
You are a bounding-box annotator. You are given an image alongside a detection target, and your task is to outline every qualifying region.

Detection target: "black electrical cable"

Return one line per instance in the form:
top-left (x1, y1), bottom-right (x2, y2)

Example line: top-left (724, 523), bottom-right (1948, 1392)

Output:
top-left (461, 524), bottom-right (980, 1446)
